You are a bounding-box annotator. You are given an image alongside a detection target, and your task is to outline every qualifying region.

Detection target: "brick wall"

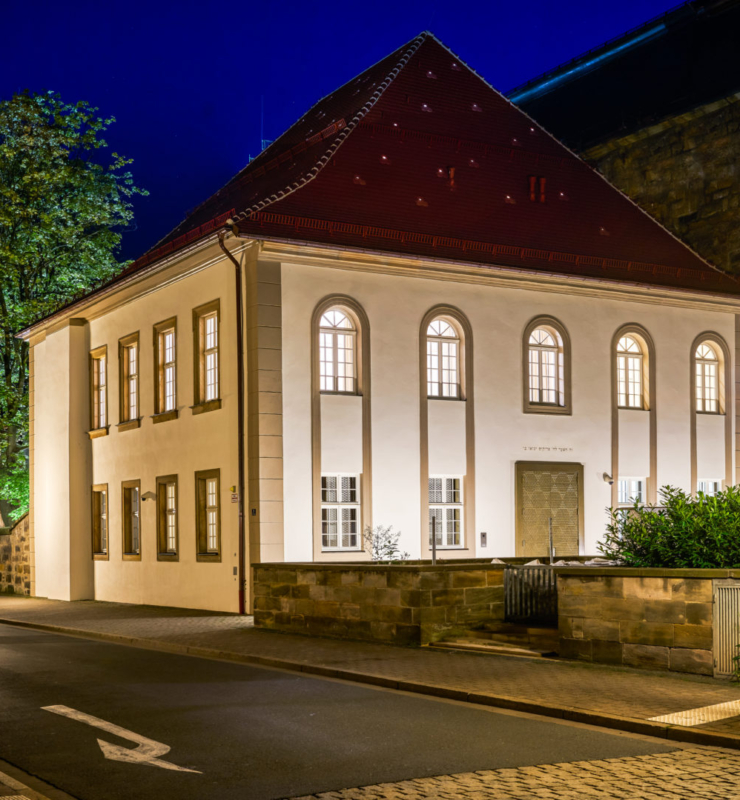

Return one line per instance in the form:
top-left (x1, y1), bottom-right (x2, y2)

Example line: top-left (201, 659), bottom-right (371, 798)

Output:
top-left (253, 563), bottom-right (505, 645)
top-left (584, 97), bottom-right (740, 273)
top-left (0, 514), bottom-right (31, 595)
top-left (557, 569), bottom-right (724, 676)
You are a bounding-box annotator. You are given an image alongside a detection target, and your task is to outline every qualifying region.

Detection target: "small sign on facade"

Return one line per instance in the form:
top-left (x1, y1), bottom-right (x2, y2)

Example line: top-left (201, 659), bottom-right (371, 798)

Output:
top-left (231, 493), bottom-right (239, 504)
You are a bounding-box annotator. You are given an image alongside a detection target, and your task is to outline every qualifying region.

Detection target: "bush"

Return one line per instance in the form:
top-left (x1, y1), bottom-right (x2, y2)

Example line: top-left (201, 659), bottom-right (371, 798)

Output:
top-left (363, 524), bottom-right (410, 562)
top-left (599, 485), bottom-right (740, 568)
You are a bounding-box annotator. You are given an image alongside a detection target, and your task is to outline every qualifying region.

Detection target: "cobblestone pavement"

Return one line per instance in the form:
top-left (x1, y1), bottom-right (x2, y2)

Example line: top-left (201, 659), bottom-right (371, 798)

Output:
top-left (2, 596), bottom-right (740, 739)
top-left (289, 747), bottom-right (740, 799)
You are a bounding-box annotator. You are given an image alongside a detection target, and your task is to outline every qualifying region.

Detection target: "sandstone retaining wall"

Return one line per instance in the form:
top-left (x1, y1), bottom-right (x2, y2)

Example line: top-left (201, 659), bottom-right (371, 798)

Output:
top-left (557, 568), bottom-right (739, 676)
top-left (253, 562), bottom-right (505, 645)
top-left (0, 514), bottom-right (31, 595)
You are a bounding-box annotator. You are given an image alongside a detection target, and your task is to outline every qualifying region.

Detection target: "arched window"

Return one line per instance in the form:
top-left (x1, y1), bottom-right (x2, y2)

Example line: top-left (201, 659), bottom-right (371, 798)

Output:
top-left (696, 342), bottom-right (719, 413)
top-left (528, 327), bottom-right (563, 406)
top-left (617, 335), bottom-right (644, 409)
top-left (426, 318), bottom-right (460, 398)
top-left (319, 309), bottom-right (356, 393)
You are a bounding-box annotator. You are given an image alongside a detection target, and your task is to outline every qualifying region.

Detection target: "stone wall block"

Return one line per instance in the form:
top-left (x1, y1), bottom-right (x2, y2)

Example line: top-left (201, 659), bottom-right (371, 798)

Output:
top-left (388, 571), bottom-right (419, 590)
top-left (599, 597), bottom-right (647, 621)
top-left (374, 588), bottom-right (402, 606)
top-left (620, 620), bottom-right (674, 647)
top-left (670, 647), bottom-right (713, 676)
top-left (559, 638), bottom-right (593, 661)
top-left (630, 578), bottom-right (673, 601)
top-left (673, 624), bottom-right (713, 650)
top-left (582, 618), bottom-right (620, 642)
top-left (671, 579), bottom-right (713, 603)
top-left (592, 639), bottom-right (623, 665)
top-left (486, 570), bottom-right (505, 586)
top-left (419, 571), bottom-right (449, 591)
top-left (463, 586), bottom-right (502, 606)
top-left (643, 600), bottom-right (686, 624)
top-left (685, 602), bottom-right (712, 626)
top-left (431, 588), bottom-right (465, 607)
top-left (623, 643), bottom-right (670, 670)
top-left (297, 570), bottom-right (318, 585)
top-left (361, 572), bottom-right (388, 589)
top-left (450, 571), bottom-right (487, 588)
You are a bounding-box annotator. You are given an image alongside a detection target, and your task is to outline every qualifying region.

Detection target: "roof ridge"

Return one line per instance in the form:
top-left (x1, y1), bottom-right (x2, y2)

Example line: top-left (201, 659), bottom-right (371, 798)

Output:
top-left (230, 32), bottom-right (429, 225)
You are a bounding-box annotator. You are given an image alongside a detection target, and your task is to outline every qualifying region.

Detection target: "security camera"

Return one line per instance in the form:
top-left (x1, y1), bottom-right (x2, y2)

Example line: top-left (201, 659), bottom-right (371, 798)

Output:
top-left (141, 491), bottom-right (157, 502)
top-left (602, 473), bottom-right (614, 486)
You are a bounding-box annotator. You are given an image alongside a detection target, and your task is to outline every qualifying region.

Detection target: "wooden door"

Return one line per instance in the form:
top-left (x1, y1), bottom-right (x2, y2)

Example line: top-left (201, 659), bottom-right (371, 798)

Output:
top-left (516, 462), bottom-right (583, 557)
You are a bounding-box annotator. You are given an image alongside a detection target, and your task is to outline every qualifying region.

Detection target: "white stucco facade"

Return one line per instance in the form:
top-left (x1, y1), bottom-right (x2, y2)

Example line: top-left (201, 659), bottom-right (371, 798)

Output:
top-left (24, 237), bottom-right (740, 612)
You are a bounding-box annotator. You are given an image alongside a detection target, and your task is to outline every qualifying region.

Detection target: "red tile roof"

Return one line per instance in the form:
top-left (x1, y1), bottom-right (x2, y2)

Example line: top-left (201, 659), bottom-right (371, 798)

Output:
top-left (121, 33), bottom-right (740, 296)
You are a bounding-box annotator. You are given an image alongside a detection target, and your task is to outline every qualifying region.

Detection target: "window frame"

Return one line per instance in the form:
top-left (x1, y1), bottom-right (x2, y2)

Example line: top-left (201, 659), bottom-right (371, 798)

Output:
top-left (121, 479), bottom-right (142, 560)
top-left (698, 479), bottom-right (722, 497)
top-left (695, 342), bottom-right (721, 415)
top-left (522, 317), bottom-right (571, 415)
top-left (320, 473), bottom-right (361, 552)
top-left (616, 335), bottom-right (645, 410)
top-left (118, 331), bottom-right (140, 430)
top-left (195, 468), bottom-right (221, 561)
top-left (89, 345), bottom-right (109, 437)
top-left (192, 299), bottom-right (221, 415)
top-left (91, 483), bottom-right (109, 560)
top-left (153, 317), bottom-right (178, 423)
top-left (428, 475), bottom-right (464, 549)
top-left (617, 477), bottom-right (645, 507)
top-left (426, 317), bottom-right (462, 400)
top-left (319, 308), bottom-right (358, 395)
top-left (156, 474), bottom-right (179, 561)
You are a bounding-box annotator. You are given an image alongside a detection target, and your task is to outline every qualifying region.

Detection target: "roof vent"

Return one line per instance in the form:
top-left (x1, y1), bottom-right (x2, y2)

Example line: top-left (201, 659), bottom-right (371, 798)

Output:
top-left (353, 175), bottom-right (366, 186)
top-left (468, 158), bottom-right (479, 168)
top-left (426, 70), bottom-right (437, 79)
top-left (505, 195), bottom-right (516, 205)
top-left (380, 154), bottom-right (390, 164)
top-left (416, 197), bottom-right (429, 207)
top-left (421, 103), bottom-right (433, 112)
top-left (451, 62), bottom-right (461, 71)
top-left (471, 103), bottom-right (482, 112)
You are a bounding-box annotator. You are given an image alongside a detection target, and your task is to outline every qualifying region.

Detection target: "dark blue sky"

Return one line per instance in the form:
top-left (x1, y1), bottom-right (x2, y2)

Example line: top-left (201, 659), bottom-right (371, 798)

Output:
top-left (3, 0), bottom-right (679, 261)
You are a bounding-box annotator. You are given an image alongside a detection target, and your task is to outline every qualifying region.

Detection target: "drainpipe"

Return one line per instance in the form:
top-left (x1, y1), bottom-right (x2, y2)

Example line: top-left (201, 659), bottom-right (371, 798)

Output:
top-left (218, 225), bottom-right (247, 615)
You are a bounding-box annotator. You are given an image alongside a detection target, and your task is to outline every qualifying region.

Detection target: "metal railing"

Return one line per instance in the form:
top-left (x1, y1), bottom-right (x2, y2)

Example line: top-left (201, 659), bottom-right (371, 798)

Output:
top-left (505, 566), bottom-right (558, 626)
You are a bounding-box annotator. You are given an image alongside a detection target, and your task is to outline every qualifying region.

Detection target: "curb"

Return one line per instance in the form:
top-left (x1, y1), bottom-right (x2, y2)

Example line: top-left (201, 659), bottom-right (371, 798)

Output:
top-left (3, 615), bottom-right (739, 751)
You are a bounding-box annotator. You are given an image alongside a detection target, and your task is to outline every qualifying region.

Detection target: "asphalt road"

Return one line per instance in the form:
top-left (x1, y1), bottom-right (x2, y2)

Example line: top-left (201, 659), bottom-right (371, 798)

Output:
top-left (0, 623), bottom-right (675, 800)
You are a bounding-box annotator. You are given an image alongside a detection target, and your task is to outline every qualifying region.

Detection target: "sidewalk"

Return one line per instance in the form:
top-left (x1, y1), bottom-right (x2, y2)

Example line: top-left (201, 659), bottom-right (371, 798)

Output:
top-left (2, 595), bottom-right (740, 749)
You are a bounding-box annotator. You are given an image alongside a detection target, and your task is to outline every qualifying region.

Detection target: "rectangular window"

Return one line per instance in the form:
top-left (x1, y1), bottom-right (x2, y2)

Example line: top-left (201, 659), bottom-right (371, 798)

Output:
top-left (698, 479), bottom-right (721, 497)
top-left (156, 475), bottom-right (178, 558)
top-left (696, 362), bottom-right (718, 413)
top-left (428, 476), bottom-right (463, 548)
top-left (118, 333), bottom-right (139, 424)
top-left (154, 318), bottom-right (177, 416)
top-left (90, 346), bottom-right (107, 430)
top-left (321, 474), bottom-right (360, 550)
top-left (193, 301), bottom-right (220, 408)
top-left (92, 484), bottom-right (108, 557)
top-left (195, 469), bottom-right (220, 559)
top-left (427, 340), bottom-right (459, 398)
top-left (617, 355), bottom-right (643, 408)
top-left (617, 478), bottom-right (644, 506)
top-left (122, 480), bottom-right (141, 557)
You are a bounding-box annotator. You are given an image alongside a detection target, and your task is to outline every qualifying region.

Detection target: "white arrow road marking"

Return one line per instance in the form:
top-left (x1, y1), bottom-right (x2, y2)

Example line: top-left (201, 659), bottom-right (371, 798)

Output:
top-left (42, 705), bottom-right (201, 773)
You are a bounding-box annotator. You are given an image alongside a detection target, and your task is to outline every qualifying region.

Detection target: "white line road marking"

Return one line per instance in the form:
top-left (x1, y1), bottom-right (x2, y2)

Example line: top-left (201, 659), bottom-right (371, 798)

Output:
top-left (649, 698), bottom-right (740, 726)
top-left (41, 705), bottom-right (201, 773)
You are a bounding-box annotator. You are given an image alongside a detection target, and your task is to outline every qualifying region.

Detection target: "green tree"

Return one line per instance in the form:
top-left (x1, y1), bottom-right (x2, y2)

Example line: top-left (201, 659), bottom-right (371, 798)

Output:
top-left (0, 91), bottom-right (145, 523)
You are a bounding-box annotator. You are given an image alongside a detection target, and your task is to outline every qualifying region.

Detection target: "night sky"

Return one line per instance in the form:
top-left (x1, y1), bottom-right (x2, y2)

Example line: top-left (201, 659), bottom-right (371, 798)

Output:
top-left (3, 0), bottom-right (679, 261)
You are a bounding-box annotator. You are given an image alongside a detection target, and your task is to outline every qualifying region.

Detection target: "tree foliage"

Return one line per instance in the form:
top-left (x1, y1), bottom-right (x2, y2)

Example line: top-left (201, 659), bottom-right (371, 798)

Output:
top-left (600, 485), bottom-right (740, 568)
top-left (0, 91), bottom-right (145, 522)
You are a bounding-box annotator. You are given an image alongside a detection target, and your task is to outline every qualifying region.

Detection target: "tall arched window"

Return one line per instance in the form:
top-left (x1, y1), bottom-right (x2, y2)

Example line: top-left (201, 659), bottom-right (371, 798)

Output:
top-left (617, 335), bottom-right (644, 409)
top-left (319, 309), bottom-right (356, 394)
top-left (427, 318), bottom-right (460, 398)
top-left (696, 342), bottom-right (719, 413)
top-left (528, 327), bottom-right (563, 406)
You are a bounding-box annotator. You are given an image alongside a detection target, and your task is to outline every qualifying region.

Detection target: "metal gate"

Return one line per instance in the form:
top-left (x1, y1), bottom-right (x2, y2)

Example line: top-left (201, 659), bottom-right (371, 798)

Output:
top-left (713, 580), bottom-right (740, 677)
top-left (505, 566), bottom-right (558, 626)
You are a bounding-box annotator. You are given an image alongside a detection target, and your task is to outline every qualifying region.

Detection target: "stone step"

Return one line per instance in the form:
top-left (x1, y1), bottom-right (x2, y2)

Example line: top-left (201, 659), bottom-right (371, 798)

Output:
top-left (429, 639), bottom-right (556, 659)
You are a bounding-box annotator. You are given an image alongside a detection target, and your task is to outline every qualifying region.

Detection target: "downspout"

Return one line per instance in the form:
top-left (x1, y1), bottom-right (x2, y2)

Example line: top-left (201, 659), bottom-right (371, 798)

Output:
top-left (218, 225), bottom-right (247, 615)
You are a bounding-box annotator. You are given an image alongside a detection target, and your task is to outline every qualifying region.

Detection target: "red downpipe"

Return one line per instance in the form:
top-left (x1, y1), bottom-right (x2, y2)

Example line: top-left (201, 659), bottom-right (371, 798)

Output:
top-left (218, 227), bottom-right (247, 615)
